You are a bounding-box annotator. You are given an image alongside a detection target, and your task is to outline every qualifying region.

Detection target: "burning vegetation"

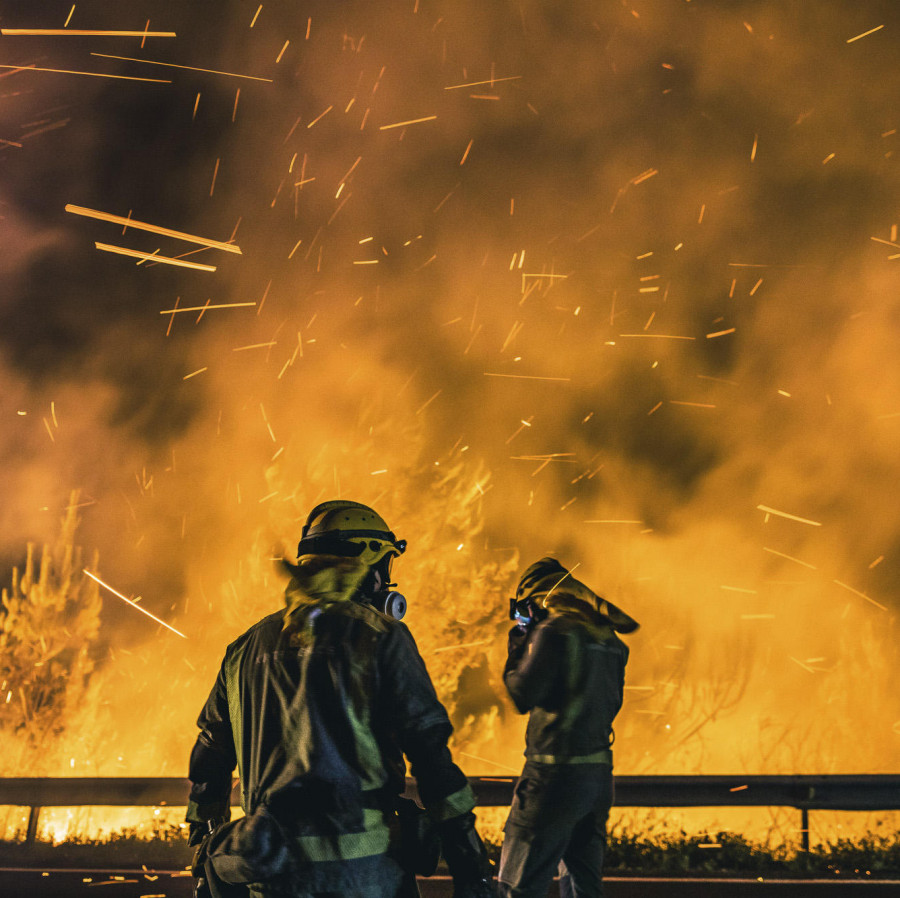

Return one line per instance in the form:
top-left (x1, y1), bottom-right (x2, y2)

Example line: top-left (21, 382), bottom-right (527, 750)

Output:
top-left (0, 0), bottom-right (899, 855)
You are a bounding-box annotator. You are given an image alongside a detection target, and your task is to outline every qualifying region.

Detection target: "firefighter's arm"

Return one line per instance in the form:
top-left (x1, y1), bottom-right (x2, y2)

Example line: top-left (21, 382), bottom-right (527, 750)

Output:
top-left (502, 620), bottom-right (562, 713)
top-left (379, 624), bottom-right (495, 894)
top-left (186, 661), bottom-right (236, 843)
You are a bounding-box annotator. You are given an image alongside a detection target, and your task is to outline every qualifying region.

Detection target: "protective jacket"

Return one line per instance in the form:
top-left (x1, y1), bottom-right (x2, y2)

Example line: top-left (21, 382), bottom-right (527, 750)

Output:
top-left (187, 556), bottom-right (476, 894)
top-left (503, 561), bottom-right (635, 766)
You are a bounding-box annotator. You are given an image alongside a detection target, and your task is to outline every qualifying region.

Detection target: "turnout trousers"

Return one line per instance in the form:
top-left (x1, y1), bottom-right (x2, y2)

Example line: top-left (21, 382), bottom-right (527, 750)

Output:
top-left (497, 760), bottom-right (613, 898)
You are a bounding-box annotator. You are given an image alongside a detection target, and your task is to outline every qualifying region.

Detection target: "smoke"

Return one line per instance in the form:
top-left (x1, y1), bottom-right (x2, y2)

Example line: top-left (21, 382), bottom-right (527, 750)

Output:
top-left (1, 0), bottom-right (899, 777)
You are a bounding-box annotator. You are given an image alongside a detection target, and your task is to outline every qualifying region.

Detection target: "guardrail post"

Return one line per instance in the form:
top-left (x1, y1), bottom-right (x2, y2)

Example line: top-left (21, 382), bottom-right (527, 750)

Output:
top-left (800, 807), bottom-right (810, 854)
top-left (799, 784), bottom-right (814, 873)
top-left (25, 806), bottom-right (40, 845)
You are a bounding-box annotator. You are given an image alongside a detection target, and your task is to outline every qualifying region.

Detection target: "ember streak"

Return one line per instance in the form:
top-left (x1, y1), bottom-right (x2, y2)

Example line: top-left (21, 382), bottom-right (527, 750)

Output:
top-left (0, 0), bottom-right (898, 834)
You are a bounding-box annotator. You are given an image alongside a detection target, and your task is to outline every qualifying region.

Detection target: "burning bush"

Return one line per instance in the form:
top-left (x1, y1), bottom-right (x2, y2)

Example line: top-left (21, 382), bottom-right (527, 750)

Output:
top-left (0, 493), bottom-right (102, 774)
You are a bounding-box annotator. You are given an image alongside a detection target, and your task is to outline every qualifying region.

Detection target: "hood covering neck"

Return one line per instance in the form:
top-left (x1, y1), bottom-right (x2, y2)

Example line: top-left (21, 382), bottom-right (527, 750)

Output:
top-left (517, 557), bottom-right (640, 639)
top-left (281, 554), bottom-right (374, 643)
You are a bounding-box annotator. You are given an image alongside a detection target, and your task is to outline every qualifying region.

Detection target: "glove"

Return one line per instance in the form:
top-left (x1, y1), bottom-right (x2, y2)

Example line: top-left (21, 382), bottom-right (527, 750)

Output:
top-left (189, 822), bottom-right (209, 848)
top-left (507, 624), bottom-right (531, 660)
top-left (439, 812), bottom-right (496, 897)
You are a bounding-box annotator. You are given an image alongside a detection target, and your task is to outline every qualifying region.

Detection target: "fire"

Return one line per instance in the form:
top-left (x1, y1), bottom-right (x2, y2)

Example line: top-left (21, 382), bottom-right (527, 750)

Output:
top-left (1, 0), bottom-right (900, 851)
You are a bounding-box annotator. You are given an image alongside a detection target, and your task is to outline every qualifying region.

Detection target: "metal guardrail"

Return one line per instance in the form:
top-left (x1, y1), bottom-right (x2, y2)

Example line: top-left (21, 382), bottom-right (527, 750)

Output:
top-left (2, 775), bottom-right (899, 856)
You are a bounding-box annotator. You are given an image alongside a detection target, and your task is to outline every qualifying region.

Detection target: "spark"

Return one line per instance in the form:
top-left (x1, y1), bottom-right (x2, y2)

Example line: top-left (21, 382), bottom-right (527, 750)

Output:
top-left (484, 373), bottom-right (571, 382)
top-left (307, 105), bottom-right (333, 128)
top-left (66, 205), bottom-right (242, 254)
top-left (90, 53), bottom-right (272, 82)
top-left (1, 29), bottom-right (176, 37)
top-left (618, 333), bottom-right (695, 340)
top-left (757, 505), bottom-right (822, 526)
top-left (94, 243), bottom-right (217, 271)
top-left (458, 753), bottom-right (520, 774)
top-left (159, 302), bottom-right (255, 314)
top-left (834, 580), bottom-right (887, 611)
top-left (339, 155), bottom-right (363, 184)
top-left (521, 272), bottom-right (567, 280)
top-left (379, 115), bottom-right (437, 130)
top-left (64, 5), bottom-right (75, 27)
top-left (631, 168), bottom-right (658, 185)
top-left (209, 158), bottom-right (220, 196)
top-left (729, 785), bottom-right (749, 792)
top-left (0, 63), bottom-right (170, 82)
top-left (670, 401), bottom-right (716, 408)
top-left (183, 367), bottom-right (207, 380)
top-left (846, 25), bottom-right (884, 44)
top-left (233, 342), bottom-right (277, 352)
top-left (250, 5), bottom-right (262, 27)
top-left (193, 298), bottom-right (208, 323)
top-left (432, 640), bottom-right (491, 653)
top-left (763, 547), bottom-right (818, 570)
top-left (789, 656), bottom-right (816, 674)
top-left (687, 367), bottom-right (731, 386)
top-left (83, 570), bottom-right (187, 639)
top-left (415, 390), bottom-right (442, 415)
top-left (444, 76), bottom-right (522, 90)
top-left (706, 328), bottom-right (736, 338)
top-left (459, 139), bottom-right (473, 165)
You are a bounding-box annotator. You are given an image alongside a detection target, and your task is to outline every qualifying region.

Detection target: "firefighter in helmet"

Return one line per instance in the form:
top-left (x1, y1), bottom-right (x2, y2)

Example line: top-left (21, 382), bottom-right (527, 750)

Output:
top-left (187, 500), bottom-right (495, 898)
top-left (498, 558), bottom-right (638, 898)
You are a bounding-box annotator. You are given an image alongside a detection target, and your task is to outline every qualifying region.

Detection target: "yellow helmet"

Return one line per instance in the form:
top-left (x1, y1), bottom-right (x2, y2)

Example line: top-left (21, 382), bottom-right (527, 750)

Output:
top-left (297, 500), bottom-right (407, 568)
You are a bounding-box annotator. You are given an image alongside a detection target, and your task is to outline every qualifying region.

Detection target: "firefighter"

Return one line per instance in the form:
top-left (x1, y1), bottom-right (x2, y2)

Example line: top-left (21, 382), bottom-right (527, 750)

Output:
top-left (186, 500), bottom-right (495, 898)
top-left (497, 558), bottom-right (639, 898)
